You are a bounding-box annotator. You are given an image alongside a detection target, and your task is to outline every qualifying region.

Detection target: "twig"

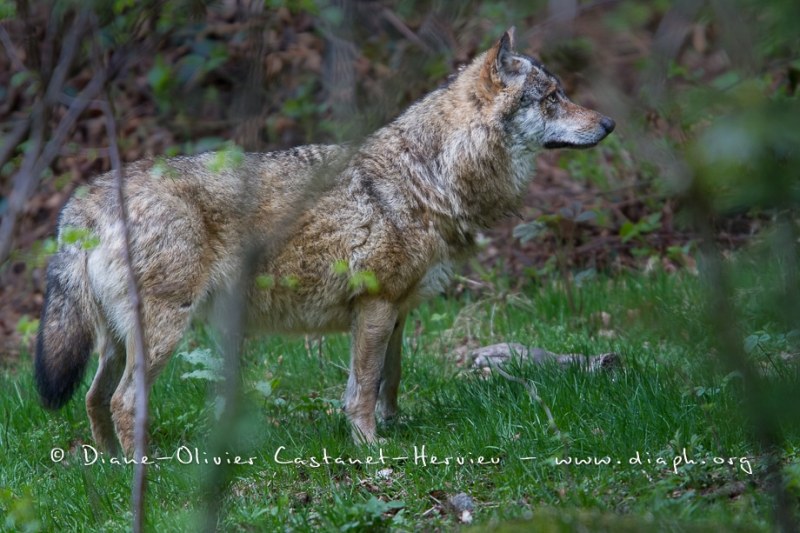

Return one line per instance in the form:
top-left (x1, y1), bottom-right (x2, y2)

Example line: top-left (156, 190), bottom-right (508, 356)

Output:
top-left (0, 118), bottom-right (30, 173)
top-left (228, 1), bottom-right (272, 150)
top-left (0, 25), bottom-right (26, 72)
top-left (85, 9), bottom-right (148, 529)
top-left (487, 361), bottom-right (576, 491)
top-left (43, 9), bottom-right (89, 104)
top-left (381, 7), bottom-right (433, 53)
top-left (548, 0), bottom-right (578, 37)
top-left (100, 96), bottom-right (150, 533)
top-left (56, 92), bottom-right (105, 110)
top-left (643, 0), bottom-right (704, 100)
top-left (0, 59), bottom-right (109, 263)
top-left (0, 102), bottom-right (45, 263)
top-left (555, 238), bottom-right (578, 314)
top-left (530, 0), bottom-right (623, 33)
top-left (320, 0), bottom-right (358, 134)
top-left (489, 363), bottom-right (562, 439)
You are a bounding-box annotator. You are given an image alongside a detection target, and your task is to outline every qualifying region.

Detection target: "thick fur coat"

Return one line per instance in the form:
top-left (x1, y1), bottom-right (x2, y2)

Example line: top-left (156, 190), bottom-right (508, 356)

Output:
top-left (35, 29), bottom-right (614, 454)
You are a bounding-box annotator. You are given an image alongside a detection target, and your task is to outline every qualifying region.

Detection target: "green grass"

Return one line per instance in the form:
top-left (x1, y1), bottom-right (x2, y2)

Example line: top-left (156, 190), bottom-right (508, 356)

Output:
top-left (1, 269), bottom-right (798, 531)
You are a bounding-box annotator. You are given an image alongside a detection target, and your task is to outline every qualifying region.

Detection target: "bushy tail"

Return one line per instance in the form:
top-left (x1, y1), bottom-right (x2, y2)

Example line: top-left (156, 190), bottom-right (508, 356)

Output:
top-left (35, 248), bottom-right (94, 409)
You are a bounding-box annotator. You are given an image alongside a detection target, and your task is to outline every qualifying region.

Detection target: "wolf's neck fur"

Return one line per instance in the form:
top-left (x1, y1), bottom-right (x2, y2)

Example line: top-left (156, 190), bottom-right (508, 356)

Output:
top-left (359, 56), bottom-right (536, 241)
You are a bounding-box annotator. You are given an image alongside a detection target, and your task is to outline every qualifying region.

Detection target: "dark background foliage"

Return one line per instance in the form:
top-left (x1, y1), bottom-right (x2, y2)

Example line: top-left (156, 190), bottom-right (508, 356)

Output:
top-left (0, 0), bottom-right (797, 365)
top-left (0, 0), bottom-right (792, 355)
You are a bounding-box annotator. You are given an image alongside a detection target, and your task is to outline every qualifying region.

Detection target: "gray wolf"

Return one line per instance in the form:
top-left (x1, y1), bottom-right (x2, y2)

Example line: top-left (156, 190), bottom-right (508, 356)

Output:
top-left (35, 28), bottom-right (614, 455)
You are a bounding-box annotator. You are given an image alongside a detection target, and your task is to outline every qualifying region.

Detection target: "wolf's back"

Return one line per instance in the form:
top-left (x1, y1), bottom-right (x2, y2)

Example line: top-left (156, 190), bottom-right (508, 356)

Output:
top-left (35, 211), bottom-right (94, 409)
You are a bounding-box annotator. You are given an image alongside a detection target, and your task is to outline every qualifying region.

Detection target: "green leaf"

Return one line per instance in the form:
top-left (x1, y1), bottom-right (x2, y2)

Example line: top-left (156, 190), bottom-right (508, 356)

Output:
top-left (10, 71), bottom-right (32, 89)
top-left (180, 369), bottom-right (223, 382)
top-left (319, 5), bottom-right (343, 25)
top-left (42, 238), bottom-right (57, 256)
top-left (642, 212), bottom-right (663, 230)
top-left (574, 210), bottom-right (597, 223)
top-left (256, 275), bottom-right (275, 290)
top-left (207, 141), bottom-right (245, 173)
top-left (147, 55), bottom-right (172, 94)
top-left (743, 334), bottom-right (759, 354)
top-left (178, 348), bottom-right (222, 373)
top-left (430, 313), bottom-right (447, 323)
top-left (513, 221), bottom-right (546, 243)
top-left (280, 275), bottom-right (300, 290)
top-left (574, 268), bottom-right (596, 287)
top-left (81, 235), bottom-right (100, 250)
top-left (16, 316), bottom-right (39, 340)
top-left (349, 270), bottom-right (380, 294)
top-left (332, 259), bottom-right (349, 275)
top-left (113, 0), bottom-right (136, 14)
top-left (538, 213), bottom-right (563, 225)
top-left (60, 226), bottom-right (100, 250)
top-left (712, 71), bottom-right (741, 91)
top-left (254, 380), bottom-right (278, 398)
top-left (0, 0), bottom-right (16, 20)
top-left (619, 220), bottom-right (638, 242)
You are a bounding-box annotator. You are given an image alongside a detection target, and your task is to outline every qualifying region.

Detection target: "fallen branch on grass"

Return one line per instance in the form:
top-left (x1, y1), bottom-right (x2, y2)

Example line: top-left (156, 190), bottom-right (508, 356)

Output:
top-left (464, 342), bottom-right (620, 372)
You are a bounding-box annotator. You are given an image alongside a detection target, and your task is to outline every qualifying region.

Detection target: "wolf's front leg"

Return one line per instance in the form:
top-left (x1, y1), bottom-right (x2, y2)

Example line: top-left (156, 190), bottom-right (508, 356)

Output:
top-left (377, 313), bottom-right (406, 423)
top-left (344, 299), bottom-right (398, 444)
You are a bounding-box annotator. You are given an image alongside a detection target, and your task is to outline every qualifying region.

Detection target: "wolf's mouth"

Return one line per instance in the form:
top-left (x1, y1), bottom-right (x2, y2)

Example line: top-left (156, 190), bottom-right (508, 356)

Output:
top-left (544, 117), bottom-right (615, 150)
top-left (543, 140), bottom-right (600, 150)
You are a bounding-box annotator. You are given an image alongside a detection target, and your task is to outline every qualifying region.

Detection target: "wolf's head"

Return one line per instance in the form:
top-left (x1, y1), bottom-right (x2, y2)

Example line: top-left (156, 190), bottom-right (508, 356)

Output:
top-left (473, 28), bottom-right (614, 151)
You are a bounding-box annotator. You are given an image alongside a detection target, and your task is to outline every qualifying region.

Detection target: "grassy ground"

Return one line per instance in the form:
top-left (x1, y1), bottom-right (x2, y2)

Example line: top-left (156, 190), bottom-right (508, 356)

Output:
top-left (1, 268), bottom-right (797, 531)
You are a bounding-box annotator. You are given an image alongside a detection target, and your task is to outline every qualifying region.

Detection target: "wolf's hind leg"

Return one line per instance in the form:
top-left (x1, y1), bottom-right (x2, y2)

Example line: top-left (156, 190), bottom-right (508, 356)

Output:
top-left (86, 328), bottom-right (125, 455)
top-left (111, 302), bottom-right (192, 457)
top-left (377, 313), bottom-right (406, 423)
top-left (344, 300), bottom-right (398, 444)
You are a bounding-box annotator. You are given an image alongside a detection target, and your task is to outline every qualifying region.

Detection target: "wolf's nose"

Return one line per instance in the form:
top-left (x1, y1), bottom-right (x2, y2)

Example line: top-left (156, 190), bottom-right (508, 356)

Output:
top-left (600, 116), bottom-right (616, 134)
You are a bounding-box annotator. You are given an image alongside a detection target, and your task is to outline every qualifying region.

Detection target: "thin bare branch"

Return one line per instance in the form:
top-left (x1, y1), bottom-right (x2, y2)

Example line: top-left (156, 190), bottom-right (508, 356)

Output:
top-left (548, 0), bottom-right (578, 37)
top-left (486, 361), bottom-right (575, 489)
top-left (0, 102), bottom-right (44, 263)
top-left (84, 10), bottom-right (149, 529)
top-left (491, 363), bottom-right (561, 434)
top-left (0, 25), bottom-right (26, 72)
top-left (0, 64), bottom-right (108, 263)
top-left (56, 92), bottom-right (105, 110)
top-left (321, 0), bottom-right (359, 137)
top-left (0, 118), bottom-right (30, 172)
top-left (35, 70), bottom-right (108, 173)
top-left (100, 96), bottom-right (150, 533)
top-left (44, 9), bottom-right (89, 104)
top-left (381, 7), bottom-right (433, 53)
top-left (529, 0), bottom-right (623, 33)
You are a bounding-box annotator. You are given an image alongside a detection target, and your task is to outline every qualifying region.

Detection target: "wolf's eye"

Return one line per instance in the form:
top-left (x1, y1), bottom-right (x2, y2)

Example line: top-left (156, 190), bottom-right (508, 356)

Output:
top-left (546, 92), bottom-right (559, 104)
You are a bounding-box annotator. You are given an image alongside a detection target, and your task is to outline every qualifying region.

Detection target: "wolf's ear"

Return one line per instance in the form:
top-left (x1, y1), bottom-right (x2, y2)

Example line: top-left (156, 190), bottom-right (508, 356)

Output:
top-left (481, 27), bottom-right (524, 92)
top-left (499, 26), bottom-right (516, 54)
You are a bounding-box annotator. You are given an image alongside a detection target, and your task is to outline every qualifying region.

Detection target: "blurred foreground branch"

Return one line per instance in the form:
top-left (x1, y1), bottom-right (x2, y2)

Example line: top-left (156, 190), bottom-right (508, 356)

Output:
top-left (100, 96), bottom-right (150, 533)
top-left (201, 147), bottom-right (352, 530)
top-left (693, 201), bottom-right (798, 533)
